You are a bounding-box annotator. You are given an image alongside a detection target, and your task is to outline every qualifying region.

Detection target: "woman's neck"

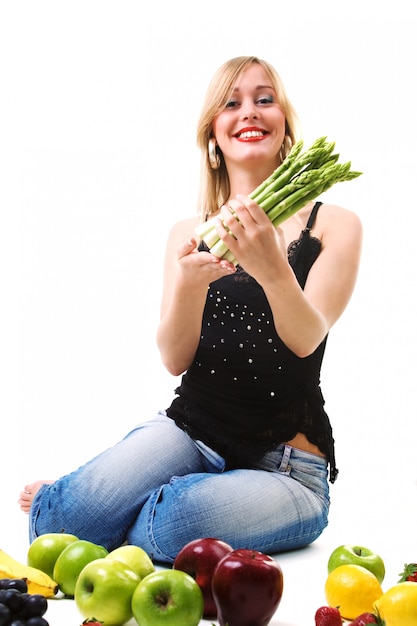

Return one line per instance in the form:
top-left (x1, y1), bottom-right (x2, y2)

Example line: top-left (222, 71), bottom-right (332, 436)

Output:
top-left (226, 159), bottom-right (280, 202)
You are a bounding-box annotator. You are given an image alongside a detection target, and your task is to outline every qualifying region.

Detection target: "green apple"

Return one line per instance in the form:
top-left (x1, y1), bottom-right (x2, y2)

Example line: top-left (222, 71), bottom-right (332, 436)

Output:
top-left (131, 569), bottom-right (204, 626)
top-left (74, 557), bottom-right (140, 626)
top-left (53, 539), bottom-right (109, 596)
top-left (328, 544), bottom-right (385, 584)
top-left (106, 545), bottom-right (155, 581)
top-left (27, 532), bottom-right (79, 578)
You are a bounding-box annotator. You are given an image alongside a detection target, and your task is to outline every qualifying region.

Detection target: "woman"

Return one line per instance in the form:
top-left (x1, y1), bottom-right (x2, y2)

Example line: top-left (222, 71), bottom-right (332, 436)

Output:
top-left (19, 56), bottom-right (362, 563)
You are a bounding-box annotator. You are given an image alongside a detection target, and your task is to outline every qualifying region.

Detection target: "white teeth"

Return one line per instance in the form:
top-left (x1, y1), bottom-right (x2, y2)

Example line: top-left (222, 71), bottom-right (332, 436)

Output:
top-left (238, 130), bottom-right (264, 139)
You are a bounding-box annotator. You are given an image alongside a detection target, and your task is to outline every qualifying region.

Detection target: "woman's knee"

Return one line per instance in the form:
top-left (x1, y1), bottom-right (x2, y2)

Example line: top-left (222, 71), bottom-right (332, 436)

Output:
top-left (127, 474), bottom-right (229, 562)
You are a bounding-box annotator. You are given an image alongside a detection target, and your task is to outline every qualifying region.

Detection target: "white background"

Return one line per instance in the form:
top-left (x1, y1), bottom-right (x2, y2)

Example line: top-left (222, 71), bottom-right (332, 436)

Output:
top-left (1, 2), bottom-right (417, 623)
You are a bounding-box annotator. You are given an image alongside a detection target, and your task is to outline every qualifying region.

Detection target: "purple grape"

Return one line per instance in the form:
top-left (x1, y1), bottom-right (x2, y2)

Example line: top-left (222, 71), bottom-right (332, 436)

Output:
top-left (0, 588), bottom-right (25, 612)
top-left (0, 602), bottom-right (12, 626)
top-left (26, 617), bottom-right (50, 626)
top-left (0, 579), bottom-right (28, 593)
top-left (20, 593), bottom-right (48, 618)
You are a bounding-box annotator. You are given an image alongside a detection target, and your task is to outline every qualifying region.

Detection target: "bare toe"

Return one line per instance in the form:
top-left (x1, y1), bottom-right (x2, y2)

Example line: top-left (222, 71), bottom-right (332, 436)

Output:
top-left (18, 480), bottom-right (54, 513)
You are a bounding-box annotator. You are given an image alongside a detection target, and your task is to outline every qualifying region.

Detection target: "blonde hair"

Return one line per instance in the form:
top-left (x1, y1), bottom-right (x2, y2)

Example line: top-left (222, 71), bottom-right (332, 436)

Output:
top-left (196, 56), bottom-right (301, 221)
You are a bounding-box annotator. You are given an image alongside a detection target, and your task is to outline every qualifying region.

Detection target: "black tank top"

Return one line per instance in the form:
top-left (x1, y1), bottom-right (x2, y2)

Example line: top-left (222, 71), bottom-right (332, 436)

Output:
top-left (166, 201), bottom-right (338, 482)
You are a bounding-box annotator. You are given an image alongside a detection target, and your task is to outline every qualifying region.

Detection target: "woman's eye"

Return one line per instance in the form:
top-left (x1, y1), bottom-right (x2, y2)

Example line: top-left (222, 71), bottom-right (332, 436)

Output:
top-left (257, 95), bottom-right (275, 105)
top-left (224, 95), bottom-right (275, 109)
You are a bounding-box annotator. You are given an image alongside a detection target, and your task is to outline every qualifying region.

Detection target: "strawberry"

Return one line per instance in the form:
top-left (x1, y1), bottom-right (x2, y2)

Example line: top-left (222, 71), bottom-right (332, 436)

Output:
top-left (314, 605), bottom-right (342, 626)
top-left (398, 562), bottom-right (417, 582)
top-left (349, 612), bottom-right (381, 625)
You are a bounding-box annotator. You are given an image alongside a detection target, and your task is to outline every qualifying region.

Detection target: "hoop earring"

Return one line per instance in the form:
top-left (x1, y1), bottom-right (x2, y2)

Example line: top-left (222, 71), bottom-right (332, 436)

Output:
top-left (208, 137), bottom-right (220, 170)
top-left (279, 138), bottom-right (287, 163)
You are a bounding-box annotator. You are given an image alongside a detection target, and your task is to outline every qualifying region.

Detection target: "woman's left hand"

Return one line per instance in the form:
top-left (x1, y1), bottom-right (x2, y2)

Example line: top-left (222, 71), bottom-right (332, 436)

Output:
top-left (215, 194), bottom-right (286, 282)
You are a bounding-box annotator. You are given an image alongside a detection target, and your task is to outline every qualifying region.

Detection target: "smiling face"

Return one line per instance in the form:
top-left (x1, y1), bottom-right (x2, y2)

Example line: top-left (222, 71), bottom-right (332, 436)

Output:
top-left (212, 63), bottom-right (286, 173)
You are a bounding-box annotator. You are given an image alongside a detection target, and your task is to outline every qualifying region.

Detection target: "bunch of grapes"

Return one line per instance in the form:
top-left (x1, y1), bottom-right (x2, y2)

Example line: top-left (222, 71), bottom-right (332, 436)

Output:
top-left (0, 579), bottom-right (49, 626)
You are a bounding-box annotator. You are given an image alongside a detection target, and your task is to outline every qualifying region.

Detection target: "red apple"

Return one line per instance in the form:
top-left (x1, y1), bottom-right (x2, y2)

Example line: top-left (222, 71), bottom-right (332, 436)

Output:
top-left (173, 537), bottom-right (233, 618)
top-left (212, 548), bottom-right (284, 626)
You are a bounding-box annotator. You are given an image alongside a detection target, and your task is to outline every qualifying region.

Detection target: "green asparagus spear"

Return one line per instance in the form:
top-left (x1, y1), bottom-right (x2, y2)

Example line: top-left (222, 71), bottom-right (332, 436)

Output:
top-left (194, 137), bottom-right (362, 264)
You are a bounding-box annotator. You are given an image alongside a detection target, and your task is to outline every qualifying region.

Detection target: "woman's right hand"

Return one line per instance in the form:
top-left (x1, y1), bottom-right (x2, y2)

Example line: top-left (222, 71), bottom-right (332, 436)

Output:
top-left (156, 221), bottom-right (235, 376)
top-left (176, 237), bottom-right (236, 288)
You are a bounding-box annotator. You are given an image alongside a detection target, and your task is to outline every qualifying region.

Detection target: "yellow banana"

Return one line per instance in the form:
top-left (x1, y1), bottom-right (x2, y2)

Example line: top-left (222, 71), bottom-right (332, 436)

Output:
top-left (0, 548), bottom-right (58, 597)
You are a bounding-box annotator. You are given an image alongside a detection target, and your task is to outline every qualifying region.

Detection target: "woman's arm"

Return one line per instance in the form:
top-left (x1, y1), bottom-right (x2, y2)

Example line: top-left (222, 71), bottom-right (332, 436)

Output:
top-left (156, 217), bottom-right (236, 376)
top-left (216, 197), bottom-right (363, 358)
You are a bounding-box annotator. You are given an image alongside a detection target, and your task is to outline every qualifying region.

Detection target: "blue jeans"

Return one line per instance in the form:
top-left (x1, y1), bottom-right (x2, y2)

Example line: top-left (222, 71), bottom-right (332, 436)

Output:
top-left (29, 412), bottom-right (330, 563)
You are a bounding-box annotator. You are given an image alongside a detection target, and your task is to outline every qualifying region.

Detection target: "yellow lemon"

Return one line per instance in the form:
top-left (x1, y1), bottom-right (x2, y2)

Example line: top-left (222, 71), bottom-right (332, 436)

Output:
top-left (324, 563), bottom-right (383, 620)
top-left (373, 581), bottom-right (417, 626)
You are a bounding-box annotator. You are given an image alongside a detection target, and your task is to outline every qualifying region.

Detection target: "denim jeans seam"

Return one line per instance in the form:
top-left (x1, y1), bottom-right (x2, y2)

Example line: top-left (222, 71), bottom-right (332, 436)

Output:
top-left (143, 486), bottom-right (176, 563)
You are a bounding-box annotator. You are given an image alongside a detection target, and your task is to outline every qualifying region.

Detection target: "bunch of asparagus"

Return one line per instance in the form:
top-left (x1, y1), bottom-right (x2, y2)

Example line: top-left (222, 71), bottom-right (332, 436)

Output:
top-left (195, 136), bottom-right (362, 264)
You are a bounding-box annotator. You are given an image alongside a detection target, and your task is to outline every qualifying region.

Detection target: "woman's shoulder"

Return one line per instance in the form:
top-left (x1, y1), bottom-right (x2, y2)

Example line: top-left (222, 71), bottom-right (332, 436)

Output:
top-left (315, 202), bottom-right (363, 251)
top-left (314, 201), bottom-right (362, 235)
top-left (319, 201), bottom-right (361, 219)
top-left (167, 215), bottom-right (202, 244)
top-left (164, 215), bottom-right (202, 255)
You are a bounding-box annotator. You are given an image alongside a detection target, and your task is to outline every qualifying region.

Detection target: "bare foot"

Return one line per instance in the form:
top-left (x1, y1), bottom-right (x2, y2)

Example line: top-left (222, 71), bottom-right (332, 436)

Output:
top-left (18, 480), bottom-right (54, 513)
